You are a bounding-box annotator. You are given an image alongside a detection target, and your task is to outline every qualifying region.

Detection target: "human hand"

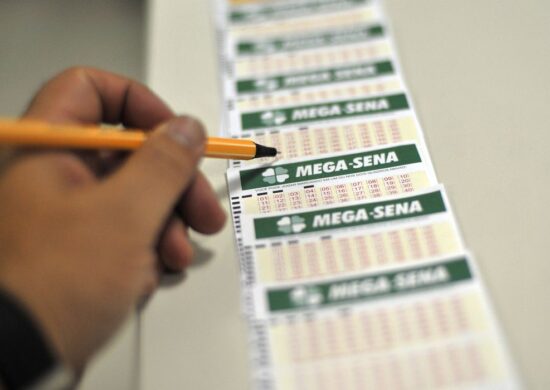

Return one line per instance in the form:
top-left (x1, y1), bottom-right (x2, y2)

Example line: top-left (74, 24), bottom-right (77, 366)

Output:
top-left (0, 67), bottom-right (226, 372)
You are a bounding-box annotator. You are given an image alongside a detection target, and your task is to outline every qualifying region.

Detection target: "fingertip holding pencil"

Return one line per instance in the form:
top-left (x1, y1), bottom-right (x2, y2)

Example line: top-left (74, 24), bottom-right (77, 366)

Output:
top-left (0, 119), bottom-right (278, 161)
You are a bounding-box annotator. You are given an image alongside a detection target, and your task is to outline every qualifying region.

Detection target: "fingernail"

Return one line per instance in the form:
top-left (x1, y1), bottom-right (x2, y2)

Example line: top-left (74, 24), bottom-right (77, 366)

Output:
top-left (165, 117), bottom-right (205, 150)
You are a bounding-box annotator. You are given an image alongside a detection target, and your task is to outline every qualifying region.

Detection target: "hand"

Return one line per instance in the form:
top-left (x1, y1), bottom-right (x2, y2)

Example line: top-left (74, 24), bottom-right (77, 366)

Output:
top-left (0, 67), bottom-right (226, 372)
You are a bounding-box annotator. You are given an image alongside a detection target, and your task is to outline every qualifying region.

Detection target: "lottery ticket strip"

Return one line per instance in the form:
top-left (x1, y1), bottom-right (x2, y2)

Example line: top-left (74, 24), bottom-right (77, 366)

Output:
top-left (213, 0), bottom-right (520, 388)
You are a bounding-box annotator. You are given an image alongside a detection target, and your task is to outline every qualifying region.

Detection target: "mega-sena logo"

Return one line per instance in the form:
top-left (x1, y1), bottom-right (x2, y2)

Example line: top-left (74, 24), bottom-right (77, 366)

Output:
top-left (261, 167), bottom-right (289, 184)
top-left (259, 110), bottom-right (287, 126)
top-left (253, 41), bottom-right (277, 54)
top-left (253, 78), bottom-right (280, 92)
top-left (289, 285), bottom-right (324, 307)
top-left (276, 216), bottom-right (306, 234)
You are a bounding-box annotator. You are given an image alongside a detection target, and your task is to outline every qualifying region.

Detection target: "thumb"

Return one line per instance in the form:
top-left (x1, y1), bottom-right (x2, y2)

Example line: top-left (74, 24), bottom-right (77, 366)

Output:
top-left (105, 116), bottom-right (206, 236)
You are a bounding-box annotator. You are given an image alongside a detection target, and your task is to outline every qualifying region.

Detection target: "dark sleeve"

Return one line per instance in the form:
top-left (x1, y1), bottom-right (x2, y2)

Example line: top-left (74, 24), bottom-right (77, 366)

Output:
top-left (0, 288), bottom-right (57, 389)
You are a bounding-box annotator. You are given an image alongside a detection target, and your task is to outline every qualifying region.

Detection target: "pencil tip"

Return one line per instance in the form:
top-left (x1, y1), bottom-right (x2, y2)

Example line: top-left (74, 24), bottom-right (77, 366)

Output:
top-left (254, 143), bottom-right (278, 158)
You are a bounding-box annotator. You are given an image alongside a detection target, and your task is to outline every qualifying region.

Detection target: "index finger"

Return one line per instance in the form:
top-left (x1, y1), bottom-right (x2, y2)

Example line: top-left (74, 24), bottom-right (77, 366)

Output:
top-left (24, 66), bottom-right (173, 129)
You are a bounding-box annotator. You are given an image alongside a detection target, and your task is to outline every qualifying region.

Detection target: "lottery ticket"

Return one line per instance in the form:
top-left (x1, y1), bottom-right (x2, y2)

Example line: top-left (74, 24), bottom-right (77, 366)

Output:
top-left (229, 72), bottom-right (402, 113)
top-left (230, 39), bottom-right (394, 82)
top-left (238, 210), bottom-right (464, 288)
top-left (227, 142), bottom-right (436, 194)
top-left (228, 23), bottom-right (386, 59)
top-left (239, 186), bottom-right (455, 247)
top-left (225, 0), bottom-right (374, 26)
top-left (252, 254), bottom-right (475, 318)
top-left (229, 92), bottom-right (411, 135)
top-left (234, 186), bottom-right (463, 286)
top-left (211, 0), bottom-right (521, 387)
top-left (229, 59), bottom-right (396, 98)
top-left (228, 114), bottom-right (425, 169)
top-left (226, 6), bottom-right (380, 42)
top-left (215, 0), bottom-right (380, 57)
top-left (247, 255), bottom-right (519, 388)
top-left (229, 165), bottom-right (434, 215)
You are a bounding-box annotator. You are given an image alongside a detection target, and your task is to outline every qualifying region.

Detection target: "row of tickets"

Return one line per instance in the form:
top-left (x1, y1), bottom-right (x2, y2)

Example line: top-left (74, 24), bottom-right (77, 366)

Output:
top-left (212, 0), bottom-right (521, 388)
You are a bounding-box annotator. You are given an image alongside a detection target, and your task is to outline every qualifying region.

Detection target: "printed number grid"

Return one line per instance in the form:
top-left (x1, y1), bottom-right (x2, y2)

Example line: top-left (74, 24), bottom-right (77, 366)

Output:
top-left (254, 220), bottom-right (461, 283)
top-left (261, 292), bottom-right (506, 389)
top-left (236, 79), bottom-right (402, 111)
top-left (237, 170), bottom-right (431, 214)
top-left (228, 8), bottom-right (377, 39)
top-left (230, 116), bottom-right (420, 168)
top-left (235, 41), bottom-right (392, 78)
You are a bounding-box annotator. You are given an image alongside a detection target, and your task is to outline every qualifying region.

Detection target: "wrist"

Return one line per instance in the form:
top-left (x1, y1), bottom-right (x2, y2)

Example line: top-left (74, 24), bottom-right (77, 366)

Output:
top-left (0, 266), bottom-right (73, 370)
top-left (0, 288), bottom-right (74, 389)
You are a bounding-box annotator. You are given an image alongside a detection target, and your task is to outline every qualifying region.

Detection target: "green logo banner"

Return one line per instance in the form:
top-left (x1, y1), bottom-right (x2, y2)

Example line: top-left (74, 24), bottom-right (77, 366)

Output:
top-left (253, 190), bottom-right (446, 239)
top-left (236, 60), bottom-right (394, 94)
top-left (240, 93), bottom-right (409, 130)
top-left (238, 25), bottom-right (384, 55)
top-left (230, 0), bottom-right (369, 23)
top-left (266, 257), bottom-right (472, 312)
top-left (239, 144), bottom-right (421, 190)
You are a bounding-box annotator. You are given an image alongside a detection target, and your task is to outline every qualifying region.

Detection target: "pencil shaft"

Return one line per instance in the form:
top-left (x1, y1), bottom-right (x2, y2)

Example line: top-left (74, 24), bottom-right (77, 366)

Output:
top-left (206, 137), bottom-right (256, 160)
top-left (0, 120), bottom-right (258, 160)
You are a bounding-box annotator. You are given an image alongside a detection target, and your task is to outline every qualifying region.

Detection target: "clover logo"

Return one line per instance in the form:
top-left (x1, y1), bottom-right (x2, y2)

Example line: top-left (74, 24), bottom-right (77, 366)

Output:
top-left (290, 286), bottom-right (324, 307)
top-left (254, 78), bottom-right (279, 92)
top-left (260, 110), bottom-right (287, 126)
top-left (255, 42), bottom-right (277, 55)
top-left (277, 216), bottom-right (306, 234)
top-left (262, 167), bottom-right (289, 184)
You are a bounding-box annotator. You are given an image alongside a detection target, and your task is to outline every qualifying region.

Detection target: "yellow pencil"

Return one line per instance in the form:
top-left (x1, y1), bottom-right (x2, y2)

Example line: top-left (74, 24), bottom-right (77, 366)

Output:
top-left (0, 119), bottom-right (277, 160)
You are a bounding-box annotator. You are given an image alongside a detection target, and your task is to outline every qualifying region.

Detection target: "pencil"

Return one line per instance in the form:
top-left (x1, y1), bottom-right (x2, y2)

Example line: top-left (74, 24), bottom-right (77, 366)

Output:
top-left (0, 119), bottom-right (278, 160)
